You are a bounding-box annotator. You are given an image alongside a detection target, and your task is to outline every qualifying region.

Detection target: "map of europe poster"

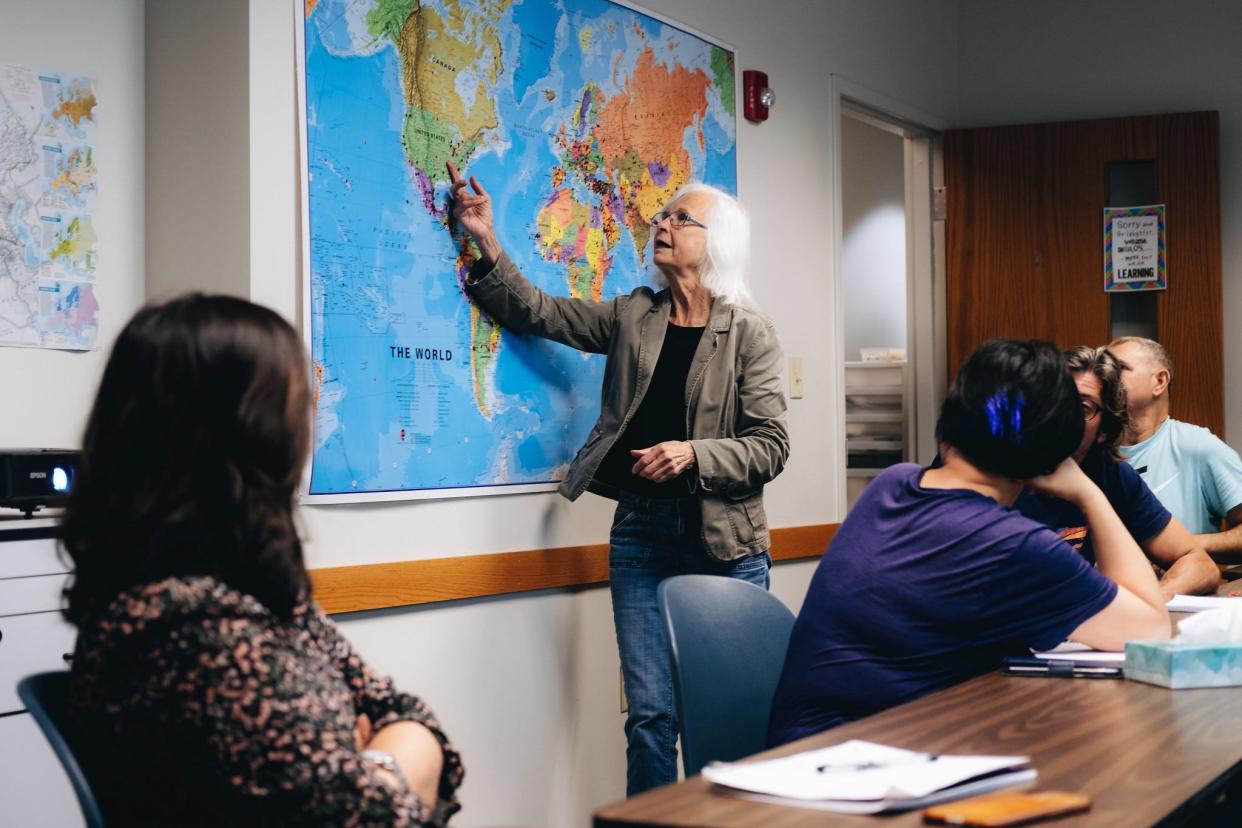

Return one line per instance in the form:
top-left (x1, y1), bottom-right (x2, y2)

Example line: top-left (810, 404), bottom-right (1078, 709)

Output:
top-left (297, 0), bottom-right (737, 499)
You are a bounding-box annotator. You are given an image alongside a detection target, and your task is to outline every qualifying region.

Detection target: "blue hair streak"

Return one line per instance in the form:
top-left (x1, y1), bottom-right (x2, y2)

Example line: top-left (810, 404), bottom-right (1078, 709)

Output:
top-left (984, 390), bottom-right (1026, 445)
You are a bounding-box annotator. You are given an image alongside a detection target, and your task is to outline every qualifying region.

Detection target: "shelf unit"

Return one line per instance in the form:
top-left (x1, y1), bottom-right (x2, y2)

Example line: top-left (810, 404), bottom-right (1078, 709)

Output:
top-left (844, 361), bottom-right (910, 510)
top-left (0, 517), bottom-right (83, 827)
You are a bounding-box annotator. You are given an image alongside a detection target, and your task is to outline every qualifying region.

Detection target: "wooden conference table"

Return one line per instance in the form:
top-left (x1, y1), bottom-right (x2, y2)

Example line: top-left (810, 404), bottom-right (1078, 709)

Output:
top-left (594, 662), bottom-right (1242, 827)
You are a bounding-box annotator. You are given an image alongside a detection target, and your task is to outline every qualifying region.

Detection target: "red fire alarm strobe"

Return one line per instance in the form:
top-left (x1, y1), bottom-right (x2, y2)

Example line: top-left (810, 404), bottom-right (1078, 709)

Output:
top-left (743, 70), bottom-right (774, 122)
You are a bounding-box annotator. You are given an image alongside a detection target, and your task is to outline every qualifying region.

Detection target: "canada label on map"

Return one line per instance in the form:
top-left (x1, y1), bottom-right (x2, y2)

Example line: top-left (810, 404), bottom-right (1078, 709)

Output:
top-left (298, 0), bottom-right (737, 499)
top-left (0, 64), bottom-right (100, 350)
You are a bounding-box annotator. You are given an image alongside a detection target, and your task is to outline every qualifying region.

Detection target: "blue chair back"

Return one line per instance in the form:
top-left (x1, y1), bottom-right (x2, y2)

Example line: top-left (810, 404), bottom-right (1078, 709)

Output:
top-left (658, 574), bottom-right (796, 777)
top-left (17, 671), bottom-right (106, 828)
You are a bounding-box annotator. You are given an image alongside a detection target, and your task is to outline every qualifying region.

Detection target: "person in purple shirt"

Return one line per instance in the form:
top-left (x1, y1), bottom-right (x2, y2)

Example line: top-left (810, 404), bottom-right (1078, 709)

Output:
top-left (1014, 346), bottom-right (1217, 598)
top-left (767, 339), bottom-right (1171, 746)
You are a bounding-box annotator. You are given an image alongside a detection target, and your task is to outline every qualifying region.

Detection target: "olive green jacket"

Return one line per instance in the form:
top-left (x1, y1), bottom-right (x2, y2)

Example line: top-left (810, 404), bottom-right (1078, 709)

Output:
top-left (465, 252), bottom-right (790, 561)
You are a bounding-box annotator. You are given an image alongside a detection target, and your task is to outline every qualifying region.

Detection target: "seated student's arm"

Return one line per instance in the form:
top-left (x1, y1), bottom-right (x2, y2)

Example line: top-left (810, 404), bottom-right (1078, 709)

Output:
top-left (1141, 516), bottom-right (1219, 598)
top-left (168, 608), bottom-right (433, 827)
top-left (1190, 434), bottom-right (1242, 560)
top-left (1030, 459), bottom-right (1170, 650)
top-left (1195, 503), bottom-right (1242, 561)
top-left (308, 605), bottom-right (462, 822)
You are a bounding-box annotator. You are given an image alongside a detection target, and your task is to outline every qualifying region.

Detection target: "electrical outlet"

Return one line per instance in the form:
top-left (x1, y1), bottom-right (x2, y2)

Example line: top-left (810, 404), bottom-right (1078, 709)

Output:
top-left (789, 356), bottom-right (804, 399)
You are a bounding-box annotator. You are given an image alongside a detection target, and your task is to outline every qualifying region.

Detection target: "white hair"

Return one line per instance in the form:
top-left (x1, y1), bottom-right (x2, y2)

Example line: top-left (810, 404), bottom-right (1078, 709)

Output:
top-left (651, 182), bottom-right (756, 309)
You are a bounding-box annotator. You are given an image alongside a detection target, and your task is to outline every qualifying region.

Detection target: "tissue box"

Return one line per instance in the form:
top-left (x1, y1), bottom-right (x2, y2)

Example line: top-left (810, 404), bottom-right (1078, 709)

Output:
top-left (1124, 639), bottom-right (1242, 689)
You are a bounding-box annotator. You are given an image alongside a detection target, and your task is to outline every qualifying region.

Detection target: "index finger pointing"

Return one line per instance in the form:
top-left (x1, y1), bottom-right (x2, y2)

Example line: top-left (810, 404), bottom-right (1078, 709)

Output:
top-left (446, 160), bottom-right (465, 185)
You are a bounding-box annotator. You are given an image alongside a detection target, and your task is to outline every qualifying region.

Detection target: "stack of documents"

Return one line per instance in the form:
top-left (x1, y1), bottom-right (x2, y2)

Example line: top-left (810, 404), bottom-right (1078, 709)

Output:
top-left (702, 740), bottom-right (1035, 814)
top-left (1032, 641), bottom-right (1125, 665)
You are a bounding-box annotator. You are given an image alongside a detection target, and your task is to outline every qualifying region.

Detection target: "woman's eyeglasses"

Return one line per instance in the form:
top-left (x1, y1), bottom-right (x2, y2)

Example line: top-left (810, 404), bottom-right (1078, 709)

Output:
top-left (1082, 400), bottom-right (1102, 421)
top-left (650, 209), bottom-right (707, 229)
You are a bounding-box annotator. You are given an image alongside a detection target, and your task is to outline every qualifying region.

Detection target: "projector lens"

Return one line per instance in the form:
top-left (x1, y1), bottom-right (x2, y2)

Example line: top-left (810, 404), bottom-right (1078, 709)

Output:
top-left (52, 467), bottom-right (69, 492)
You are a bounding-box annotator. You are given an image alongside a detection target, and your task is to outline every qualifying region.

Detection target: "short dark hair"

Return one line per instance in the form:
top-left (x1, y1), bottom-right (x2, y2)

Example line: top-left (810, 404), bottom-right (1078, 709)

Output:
top-left (1064, 345), bottom-right (1129, 462)
top-left (937, 339), bottom-right (1083, 479)
top-left (62, 294), bottom-right (311, 623)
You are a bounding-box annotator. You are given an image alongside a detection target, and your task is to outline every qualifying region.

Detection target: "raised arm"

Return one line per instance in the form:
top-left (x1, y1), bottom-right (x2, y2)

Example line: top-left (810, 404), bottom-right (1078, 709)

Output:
top-left (447, 161), bottom-right (618, 353)
top-left (1030, 459), bottom-right (1171, 649)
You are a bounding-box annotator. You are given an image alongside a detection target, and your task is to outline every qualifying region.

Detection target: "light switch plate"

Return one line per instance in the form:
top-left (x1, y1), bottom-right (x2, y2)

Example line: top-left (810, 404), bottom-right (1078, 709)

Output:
top-left (789, 356), bottom-right (804, 399)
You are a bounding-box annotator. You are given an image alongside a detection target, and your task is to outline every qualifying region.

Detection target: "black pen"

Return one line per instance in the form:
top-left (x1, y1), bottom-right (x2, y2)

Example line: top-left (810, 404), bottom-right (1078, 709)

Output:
top-left (816, 754), bottom-right (940, 773)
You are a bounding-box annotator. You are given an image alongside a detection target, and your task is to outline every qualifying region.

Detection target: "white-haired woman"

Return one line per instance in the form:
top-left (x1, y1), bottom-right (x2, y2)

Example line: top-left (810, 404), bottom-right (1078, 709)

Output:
top-left (447, 162), bottom-right (789, 796)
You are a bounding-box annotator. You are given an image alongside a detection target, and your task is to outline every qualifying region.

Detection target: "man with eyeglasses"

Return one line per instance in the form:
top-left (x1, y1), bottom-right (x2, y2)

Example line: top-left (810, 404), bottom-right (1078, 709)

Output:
top-left (1014, 346), bottom-right (1218, 597)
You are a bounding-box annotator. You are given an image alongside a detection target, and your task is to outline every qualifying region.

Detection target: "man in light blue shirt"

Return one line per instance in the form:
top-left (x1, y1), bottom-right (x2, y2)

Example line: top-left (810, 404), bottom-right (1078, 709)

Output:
top-left (1111, 337), bottom-right (1242, 559)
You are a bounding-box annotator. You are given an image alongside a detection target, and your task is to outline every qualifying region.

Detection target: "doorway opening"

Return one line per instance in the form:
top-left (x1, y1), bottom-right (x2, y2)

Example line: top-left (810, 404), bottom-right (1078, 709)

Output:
top-left (831, 79), bottom-right (946, 514)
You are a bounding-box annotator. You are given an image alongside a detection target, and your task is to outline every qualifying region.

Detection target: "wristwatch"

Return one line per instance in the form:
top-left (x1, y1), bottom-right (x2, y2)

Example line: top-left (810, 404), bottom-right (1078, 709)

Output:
top-left (361, 748), bottom-right (409, 788)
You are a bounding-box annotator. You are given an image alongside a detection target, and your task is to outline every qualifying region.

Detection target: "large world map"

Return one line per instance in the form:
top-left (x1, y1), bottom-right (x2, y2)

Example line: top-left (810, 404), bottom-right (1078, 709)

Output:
top-left (300, 0), bottom-right (736, 498)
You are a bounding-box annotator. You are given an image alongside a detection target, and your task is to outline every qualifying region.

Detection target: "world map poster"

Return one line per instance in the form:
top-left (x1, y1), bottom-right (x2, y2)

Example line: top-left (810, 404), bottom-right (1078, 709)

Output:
top-left (298, 0), bottom-right (737, 500)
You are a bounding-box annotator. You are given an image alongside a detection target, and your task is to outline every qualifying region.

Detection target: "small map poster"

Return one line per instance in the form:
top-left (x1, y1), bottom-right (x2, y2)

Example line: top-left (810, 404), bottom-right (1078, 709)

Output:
top-left (297, 0), bottom-right (737, 500)
top-left (0, 65), bottom-right (101, 350)
top-left (1104, 204), bottom-right (1165, 292)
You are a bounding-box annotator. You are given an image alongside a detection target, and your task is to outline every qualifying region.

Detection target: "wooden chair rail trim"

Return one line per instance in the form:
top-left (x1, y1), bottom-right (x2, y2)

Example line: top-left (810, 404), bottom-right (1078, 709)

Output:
top-left (310, 523), bottom-right (837, 615)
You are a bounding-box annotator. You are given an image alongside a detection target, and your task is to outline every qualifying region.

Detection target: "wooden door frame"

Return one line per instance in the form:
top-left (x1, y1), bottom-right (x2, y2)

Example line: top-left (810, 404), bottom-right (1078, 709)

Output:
top-left (829, 75), bottom-right (947, 517)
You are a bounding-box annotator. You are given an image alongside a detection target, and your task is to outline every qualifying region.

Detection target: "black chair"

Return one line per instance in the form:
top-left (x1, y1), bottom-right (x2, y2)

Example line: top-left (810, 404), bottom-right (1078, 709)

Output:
top-left (17, 671), bottom-right (106, 828)
top-left (657, 574), bottom-right (796, 778)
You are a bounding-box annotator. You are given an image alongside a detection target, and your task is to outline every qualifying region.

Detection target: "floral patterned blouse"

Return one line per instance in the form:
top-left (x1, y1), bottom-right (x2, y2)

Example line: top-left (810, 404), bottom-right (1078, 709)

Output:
top-left (69, 575), bottom-right (463, 826)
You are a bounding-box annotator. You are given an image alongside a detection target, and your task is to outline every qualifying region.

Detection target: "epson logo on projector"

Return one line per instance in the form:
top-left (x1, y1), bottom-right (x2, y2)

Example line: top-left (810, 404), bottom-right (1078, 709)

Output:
top-left (29, 471), bottom-right (47, 479)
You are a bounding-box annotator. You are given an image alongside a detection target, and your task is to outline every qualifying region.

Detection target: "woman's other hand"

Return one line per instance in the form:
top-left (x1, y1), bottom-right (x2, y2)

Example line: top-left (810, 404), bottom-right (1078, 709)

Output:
top-left (631, 441), bottom-right (697, 483)
top-left (446, 161), bottom-right (502, 264)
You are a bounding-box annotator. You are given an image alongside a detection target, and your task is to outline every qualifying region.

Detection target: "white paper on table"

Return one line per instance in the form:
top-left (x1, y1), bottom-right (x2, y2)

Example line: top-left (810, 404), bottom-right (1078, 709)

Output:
top-left (1033, 641), bottom-right (1125, 665)
top-left (1167, 594), bottom-right (1238, 613)
top-left (727, 769), bottom-right (1038, 814)
top-left (701, 740), bottom-right (1029, 803)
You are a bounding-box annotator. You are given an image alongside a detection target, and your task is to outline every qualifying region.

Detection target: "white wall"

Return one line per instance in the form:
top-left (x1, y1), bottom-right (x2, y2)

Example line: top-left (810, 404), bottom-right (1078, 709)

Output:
top-left (0, 0), bottom-right (144, 448)
top-left (841, 115), bottom-right (907, 361)
top-left (146, 0), bottom-right (250, 301)
top-left (957, 0), bottom-right (1242, 446)
top-left (10, 2), bottom-right (1238, 822)
top-left (248, 1), bottom-right (959, 825)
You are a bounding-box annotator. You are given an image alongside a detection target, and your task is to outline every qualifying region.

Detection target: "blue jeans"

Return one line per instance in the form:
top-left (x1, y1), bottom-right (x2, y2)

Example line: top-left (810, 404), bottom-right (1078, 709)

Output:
top-left (608, 492), bottom-right (772, 797)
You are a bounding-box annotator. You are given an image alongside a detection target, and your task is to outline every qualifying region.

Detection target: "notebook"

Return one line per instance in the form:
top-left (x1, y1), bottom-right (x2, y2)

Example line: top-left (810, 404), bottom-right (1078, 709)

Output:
top-left (702, 740), bottom-right (1036, 814)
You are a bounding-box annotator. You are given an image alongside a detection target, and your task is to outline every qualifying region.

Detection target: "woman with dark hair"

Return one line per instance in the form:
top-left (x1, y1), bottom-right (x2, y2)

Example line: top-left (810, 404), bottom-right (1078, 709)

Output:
top-left (64, 295), bottom-right (463, 827)
top-left (766, 339), bottom-right (1170, 746)
top-left (447, 162), bottom-right (788, 795)
top-left (1014, 345), bottom-right (1218, 597)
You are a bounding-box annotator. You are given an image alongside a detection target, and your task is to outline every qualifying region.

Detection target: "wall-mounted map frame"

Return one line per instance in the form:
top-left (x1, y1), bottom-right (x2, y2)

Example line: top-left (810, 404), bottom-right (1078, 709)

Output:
top-left (296, 0), bottom-right (738, 502)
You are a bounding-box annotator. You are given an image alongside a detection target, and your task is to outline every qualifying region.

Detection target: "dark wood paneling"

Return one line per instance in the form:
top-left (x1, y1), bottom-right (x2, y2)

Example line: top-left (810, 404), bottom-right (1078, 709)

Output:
top-left (945, 112), bottom-right (1222, 436)
top-left (594, 669), bottom-right (1242, 827)
top-left (1150, 112), bottom-right (1224, 434)
top-left (310, 523), bottom-right (837, 614)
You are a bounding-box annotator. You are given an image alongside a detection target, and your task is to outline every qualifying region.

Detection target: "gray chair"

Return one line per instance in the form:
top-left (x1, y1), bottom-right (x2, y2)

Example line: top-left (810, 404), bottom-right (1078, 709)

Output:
top-left (17, 671), bottom-right (106, 828)
top-left (657, 574), bottom-right (796, 777)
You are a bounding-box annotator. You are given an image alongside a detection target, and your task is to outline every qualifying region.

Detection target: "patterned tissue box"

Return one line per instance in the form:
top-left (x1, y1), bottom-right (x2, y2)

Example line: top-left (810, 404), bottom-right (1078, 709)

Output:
top-left (1125, 640), bottom-right (1242, 689)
